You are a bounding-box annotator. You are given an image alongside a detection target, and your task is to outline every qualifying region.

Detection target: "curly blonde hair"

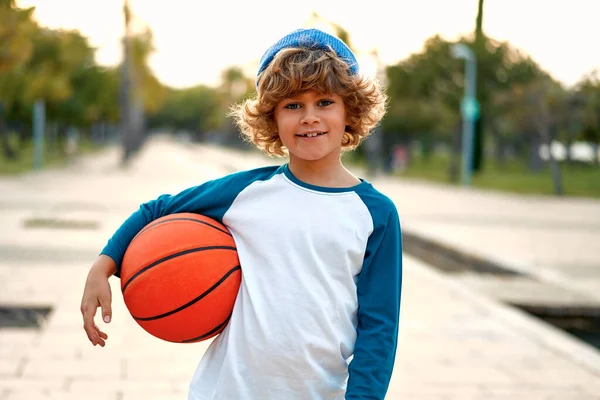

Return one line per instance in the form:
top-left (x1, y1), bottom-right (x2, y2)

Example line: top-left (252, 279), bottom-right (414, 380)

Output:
top-left (230, 47), bottom-right (388, 156)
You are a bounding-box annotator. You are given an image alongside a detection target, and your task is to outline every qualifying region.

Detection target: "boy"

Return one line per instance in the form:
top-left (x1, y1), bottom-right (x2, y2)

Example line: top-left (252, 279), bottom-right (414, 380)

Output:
top-left (81, 28), bottom-right (402, 399)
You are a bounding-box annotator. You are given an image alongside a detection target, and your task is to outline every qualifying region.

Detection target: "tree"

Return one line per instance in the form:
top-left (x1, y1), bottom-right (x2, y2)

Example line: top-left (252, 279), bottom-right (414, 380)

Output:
top-left (495, 77), bottom-right (567, 195)
top-left (384, 34), bottom-right (550, 179)
top-left (487, 51), bottom-right (548, 167)
top-left (0, 0), bottom-right (36, 158)
top-left (147, 85), bottom-right (222, 138)
top-left (577, 69), bottom-right (600, 165)
top-left (129, 28), bottom-right (166, 114)
top-left (308, 12), bottom-right (355, 52)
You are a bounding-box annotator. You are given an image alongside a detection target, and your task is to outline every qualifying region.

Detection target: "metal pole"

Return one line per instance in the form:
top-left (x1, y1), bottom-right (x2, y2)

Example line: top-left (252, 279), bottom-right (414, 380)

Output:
top-left (451, 43), bottom-right (479, 186)
top-left (120, 0), bottom-right (133, 165)
top-left (33, 100), bottom-right (45, 170)
top-left (463, 57), bottom-right (477, 186)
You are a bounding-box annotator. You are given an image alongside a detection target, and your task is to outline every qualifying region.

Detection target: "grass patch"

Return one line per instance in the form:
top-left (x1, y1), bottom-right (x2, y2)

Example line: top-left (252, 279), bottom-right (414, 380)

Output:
top-left (0, 139), bottom-right (102, 175)
top-left (398, 154), bottom-right (600, 198)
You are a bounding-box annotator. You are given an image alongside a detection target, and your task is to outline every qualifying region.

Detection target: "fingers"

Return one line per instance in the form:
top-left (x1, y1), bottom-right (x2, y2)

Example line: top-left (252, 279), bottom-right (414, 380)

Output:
top-left (82, 304), bottom-right (112, 347)
top-left (97, 329), bottom-right (108, 340)
top-left (81, 269), bottom-right (113, 347)
top-left (81, 303), bottom-right (100, 345)
top-left (94, 324), bottom-right (108, 347)
top-left (99, 293), bottom-right (112, 324)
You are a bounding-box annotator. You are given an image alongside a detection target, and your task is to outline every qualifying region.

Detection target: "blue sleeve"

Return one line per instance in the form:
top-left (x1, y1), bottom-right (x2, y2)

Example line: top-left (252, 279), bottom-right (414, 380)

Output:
top-left (346, 196), bottom-right (402, 399)
top-left (100, 166), bottom-right (280, 277)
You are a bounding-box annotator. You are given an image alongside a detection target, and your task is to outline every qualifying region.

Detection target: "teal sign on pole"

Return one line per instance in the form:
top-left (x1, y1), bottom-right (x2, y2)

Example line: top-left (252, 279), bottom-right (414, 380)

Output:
top-left (461, 96), bottom-right (480, 121)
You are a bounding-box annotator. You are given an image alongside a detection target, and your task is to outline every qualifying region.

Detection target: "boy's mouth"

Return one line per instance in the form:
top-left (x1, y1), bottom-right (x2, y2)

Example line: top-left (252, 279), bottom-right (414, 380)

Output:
top-left (296, 131), bottom-right (327, 138)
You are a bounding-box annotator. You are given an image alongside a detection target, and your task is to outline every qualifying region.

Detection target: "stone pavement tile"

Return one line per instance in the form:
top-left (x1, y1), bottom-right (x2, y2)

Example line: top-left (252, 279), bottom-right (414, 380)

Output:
top-left (388, 385), bottom-right (598, 400)
top-left (121, 390), bottom-right (188, 400)
top-left (480, 387), bottom-right (599, 400)
top-left (34, 330), bottom-right (119, 359)
top-left (502, 365), bottom-right (600, 387)
top-left (43, 310), bottom-right (88, 331)
top-left (69, 378), bottom-right (180, 392)
top-left (124, 357), bottom-right (197, 380)
top-left (584, 389), bottom-right (600, 398)
top-left (386, 383), bottom-right (488, 400)
top-left (4, 388), bottom-right (119, 400)
top-left (467, 340), bottom-right (568, 361)
top-left (70, 378), bottom-right (190, 399)
top-left (413, 366), bottom-right (515, 385)
top-left (0, 378), bottom-right (65, 391)
top-left (0, 330), bottom-right (40, 347)
top-left (20, 359), bottom-right (122, 380)
top-left (386, 393), bottom-right (454, 400)
top-left (456, 274), bottom-right (598, 306)
top-left (0, 268), bottom-right (73, 305)
top-left (0, 344), bottom-right (28, 361)
top-left (0, 359), bottom-right (24, 377)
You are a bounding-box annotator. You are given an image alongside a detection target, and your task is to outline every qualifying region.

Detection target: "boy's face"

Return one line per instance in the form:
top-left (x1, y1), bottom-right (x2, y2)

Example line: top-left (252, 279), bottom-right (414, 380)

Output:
top-left (273, 90), bottom-right (348, 163)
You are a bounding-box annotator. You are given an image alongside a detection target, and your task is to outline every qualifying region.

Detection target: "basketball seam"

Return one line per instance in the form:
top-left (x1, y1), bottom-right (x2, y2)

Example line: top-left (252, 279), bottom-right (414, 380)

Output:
top-left (181, 315), bottom-right (232, 343)
top-left (121, 246), bottom-right (237, 293)
top-left (131, 217), bottom-right (232, 244)
top-left (131, 265), bottom-right (241, 321)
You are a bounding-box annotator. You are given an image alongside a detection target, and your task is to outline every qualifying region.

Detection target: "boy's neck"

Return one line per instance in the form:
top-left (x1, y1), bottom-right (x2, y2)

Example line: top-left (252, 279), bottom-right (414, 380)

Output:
top-left (288, 156), bottom-right (360, 188)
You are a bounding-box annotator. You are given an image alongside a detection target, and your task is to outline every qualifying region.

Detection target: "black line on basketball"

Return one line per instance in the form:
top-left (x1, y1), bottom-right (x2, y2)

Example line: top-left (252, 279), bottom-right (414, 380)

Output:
top-left (181, 315), bottom-right (232, 343)
top-left (132, 217), bottom-right (232, 243)
top-left (132, 265), bottom-right (241, 321)
top-left (122, 246), bottom-right (237, 293)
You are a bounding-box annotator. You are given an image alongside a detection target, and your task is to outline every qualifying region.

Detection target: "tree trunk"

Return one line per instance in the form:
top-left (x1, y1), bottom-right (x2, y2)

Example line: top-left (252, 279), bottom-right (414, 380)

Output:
top-left (537, 123), bottom-right (563, 196)
top-left (448, 128), bottom-right (460, 182)
top-left (527, 135), bottom-right (544, 172)
top-left (0, 102), bottom-right (17, 160)
top-left (488, 119), bottom-right (506, 168)
top-left (546, 139), bottom-right (564, 196)
top-left (565, 139), bottom-right (573, 165)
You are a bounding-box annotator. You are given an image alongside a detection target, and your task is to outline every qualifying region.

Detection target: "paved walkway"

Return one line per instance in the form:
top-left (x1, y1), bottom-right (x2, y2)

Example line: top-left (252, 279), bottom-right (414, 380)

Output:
top-left (373, 172), bottom-right (600, 306)
top-left (1, 138), bottom-right (599, 399)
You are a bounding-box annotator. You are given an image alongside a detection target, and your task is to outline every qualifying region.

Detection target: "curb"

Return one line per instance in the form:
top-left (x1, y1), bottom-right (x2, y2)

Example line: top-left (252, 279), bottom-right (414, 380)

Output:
top-left (408, 255), bottom-right (600, 376)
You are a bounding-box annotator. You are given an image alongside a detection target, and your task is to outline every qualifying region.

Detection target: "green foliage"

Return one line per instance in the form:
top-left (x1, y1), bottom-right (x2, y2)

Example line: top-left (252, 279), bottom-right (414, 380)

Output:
top-left (147, 65), bottom-right (256, 137)
top-left (147, 85), bottom-right (222, 136)
top-left (0, 5), bottom-right (165, 137)
top-left (0, 133), bottom-right (101, 175)
top-left (384, 35), bottom-right (463, 141)
top-left (0, 0), bottom-right (36, 73)
top-left (129, 28), bottom-right (167, 114)
top-left (383, 35), bottom-right (550, 144)
top-left (577, 70), bottom-right (600, 145)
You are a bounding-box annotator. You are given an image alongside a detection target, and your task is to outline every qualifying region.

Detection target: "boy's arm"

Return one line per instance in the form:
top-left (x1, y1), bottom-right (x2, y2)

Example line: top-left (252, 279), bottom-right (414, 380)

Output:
top-left (346, 208), bottom-right (402, 400)
top-left (100, 171), bottom-right (255, 277)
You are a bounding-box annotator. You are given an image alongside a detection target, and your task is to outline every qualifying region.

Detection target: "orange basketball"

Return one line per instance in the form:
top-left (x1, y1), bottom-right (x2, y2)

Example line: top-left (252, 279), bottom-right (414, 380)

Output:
top-left (120, 213), bottom-right (241, 343)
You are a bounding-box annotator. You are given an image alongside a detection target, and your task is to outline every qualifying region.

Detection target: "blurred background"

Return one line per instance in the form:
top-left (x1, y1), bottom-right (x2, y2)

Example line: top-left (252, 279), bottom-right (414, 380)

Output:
top-left (1, 0), bottom-right (598, 196)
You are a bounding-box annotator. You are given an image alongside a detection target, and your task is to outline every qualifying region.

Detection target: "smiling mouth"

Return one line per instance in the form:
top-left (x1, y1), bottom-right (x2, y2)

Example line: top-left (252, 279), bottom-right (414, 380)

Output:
top-left (296, 132), bottom-right (327, 138)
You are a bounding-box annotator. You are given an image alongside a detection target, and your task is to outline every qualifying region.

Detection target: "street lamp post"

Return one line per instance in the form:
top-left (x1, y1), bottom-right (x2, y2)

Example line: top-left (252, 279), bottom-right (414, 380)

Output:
top-left (451, 43), bottom-right (479, 186)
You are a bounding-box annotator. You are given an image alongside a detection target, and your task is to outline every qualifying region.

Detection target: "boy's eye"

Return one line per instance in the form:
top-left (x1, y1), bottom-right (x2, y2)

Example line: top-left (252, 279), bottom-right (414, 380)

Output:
top-left (284, 103), bottom-right (301, 110)
top-left (318, 99), bottom-right (334, 107)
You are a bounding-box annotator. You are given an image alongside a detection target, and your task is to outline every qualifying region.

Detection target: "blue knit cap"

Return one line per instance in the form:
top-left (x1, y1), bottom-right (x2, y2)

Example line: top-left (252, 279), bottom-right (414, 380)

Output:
top-left (256, 28), bottom-right (359, 85)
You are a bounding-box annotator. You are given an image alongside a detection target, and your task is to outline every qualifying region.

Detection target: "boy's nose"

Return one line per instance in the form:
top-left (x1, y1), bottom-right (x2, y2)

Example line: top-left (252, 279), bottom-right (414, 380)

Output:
top-left (301, 112), bottom-right (320, 125)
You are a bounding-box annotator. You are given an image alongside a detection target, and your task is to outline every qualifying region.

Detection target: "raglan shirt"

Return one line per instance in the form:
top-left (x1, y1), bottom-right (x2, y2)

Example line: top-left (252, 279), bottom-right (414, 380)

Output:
top-left (101, 164), bottom-right (403, 400)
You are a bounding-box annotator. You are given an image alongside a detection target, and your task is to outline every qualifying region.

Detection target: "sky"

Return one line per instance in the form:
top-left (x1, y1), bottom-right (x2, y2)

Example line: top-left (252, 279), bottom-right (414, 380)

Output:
top-left (16, 0), bottom-right (600, 89)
